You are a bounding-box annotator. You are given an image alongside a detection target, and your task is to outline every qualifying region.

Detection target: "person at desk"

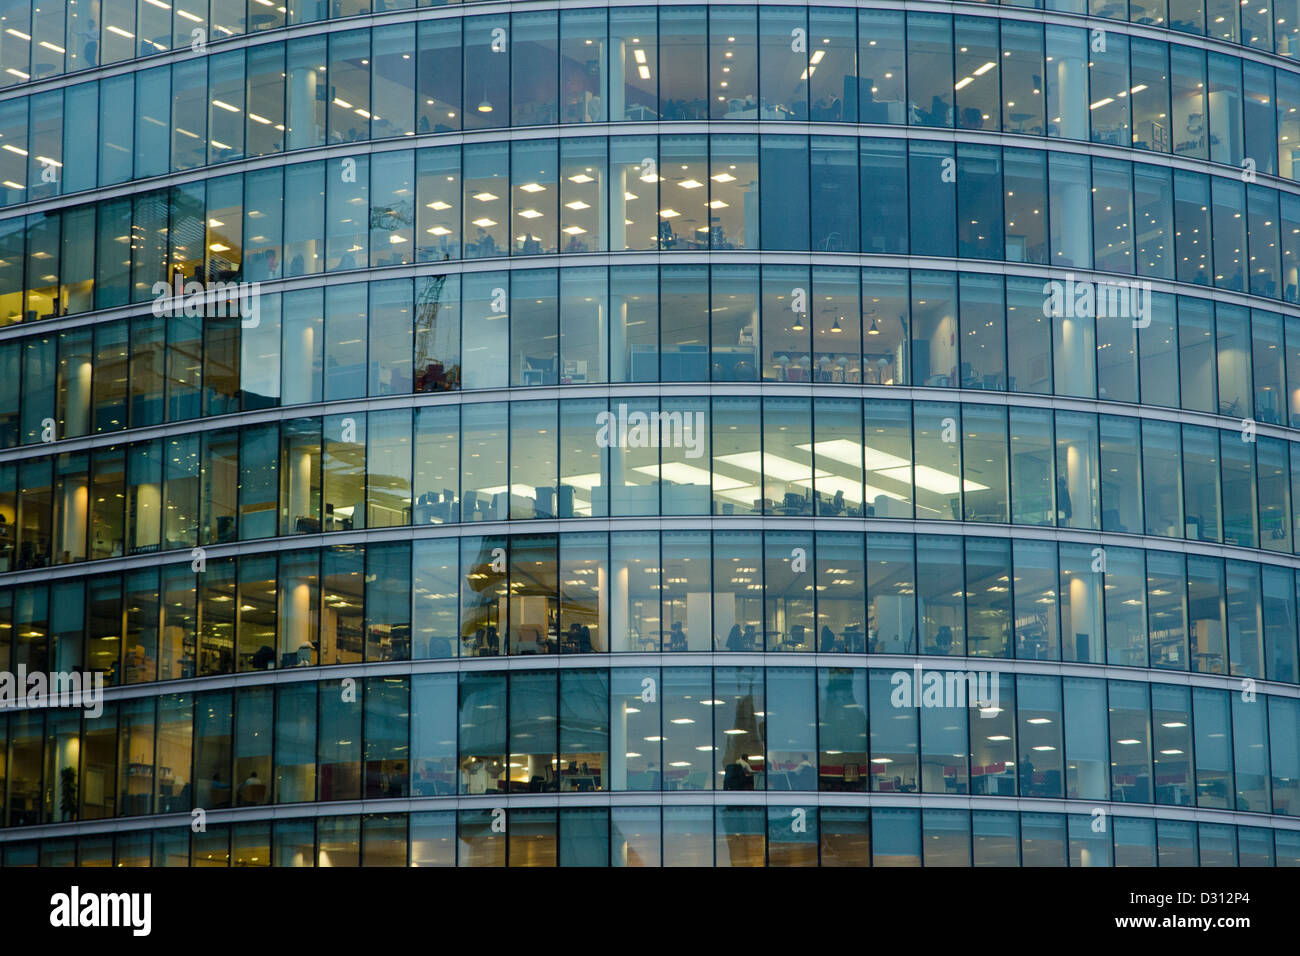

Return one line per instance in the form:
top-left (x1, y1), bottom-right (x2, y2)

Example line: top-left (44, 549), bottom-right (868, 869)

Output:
top-left (251, 644), bottom-right (276, 670)
top-left (723, 755), bottom-right (754, 790)
top-left (669, 621), bottom-right (686, 652)
top-left (238, 770), bottom-right (266, 804)
top-left (794, 753), bottom-right (816, 789)
top-left (565, 621), bottom-right (583, 651)
top-left (1018, 756), bottom-right (1035, 796)
top-left (742, 624), bottom-right (757, 651)
top-left (819, 625), bottom-right (838, 653)
top-left (933, 625), bottom-right (954, 656)
top-left (788, 624), bottom-right (807, 650)
top-left (725, 624), bottom-right (745, 652)
top-left (209, 772), bottom-right (232, 803)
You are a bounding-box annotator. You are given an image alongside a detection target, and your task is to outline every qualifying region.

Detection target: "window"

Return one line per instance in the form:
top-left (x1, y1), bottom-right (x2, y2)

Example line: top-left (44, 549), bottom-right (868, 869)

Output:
top-left (511, 140), bottom-right (558, 256)
top-left (284, 162), bottom-right (325, 277)
top-left (818, 668), bottom-right (867, 793)
top-left (370, 153), bottom-right (415, 268)
top-left (560, 8), bottom-right (607, 124)
top-left (324, 284), bottom-right (367, 401)
top-left (364, 676), bottom-right (409, 796)
top-left (368, 279), bottom-right (413, 395)
top-left (870, 669), bottom-right (918, 791)
top-left (408, 539), bottom-right (458, 662)
top-left (326, 156), bottom-right (368, 271)
top-left (610, 8), bottom-right (657, 122)
top-left (560, 139), bottom-right (606, 254)
top-left (660, 6), bottom-right (707, 120)
top-left (965, 537), bottom-right (1011, 657)
top-left (366, 410), bottom-right (412, 529)
top-left (1060, 676), bottom-right (1106, 800)
top-left (318, 677), bottom-right (363, 801)
top-left (604, 541), bottom-right (659, 659)
top-left (417, 19), bottom-right (460, 134)
top-left (909, 141), bottom-right (956, 257)
top-left (246, 43), bottom-right (285, 156)
top-left (759, 136), bottom-right (809, 251)
top-left (1003, 151), bottom-right (1048, 267)
top-left (510, 270), bottom-right (558, 387)
top-left (512, 11), bottom-right (559, 127)
top-left (414, 273), bottom-right (459, 391)
top-left (661, 530), bottom-right (709, 651)
top-left (372, 24), bottom-right (415, 140)
top-left (509, 401), bottom-right (558, 520)
top-left (1001, 21), bottom-right (1044, 135)
top-left (764, 530), bottom-right (813, 652)
top-left (464, 15), bottom-right (510, 131)
top-left (463, 144), bottom-right (508, 260)
top-left (907, 13), bottom-right (953, 128)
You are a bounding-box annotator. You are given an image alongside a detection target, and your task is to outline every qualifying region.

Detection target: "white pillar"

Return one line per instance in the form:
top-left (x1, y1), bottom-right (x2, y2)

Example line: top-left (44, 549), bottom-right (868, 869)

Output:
top-left (611, 699), bottom-right (629, 790)
top-left (611, 562), bottom-right (630, 652)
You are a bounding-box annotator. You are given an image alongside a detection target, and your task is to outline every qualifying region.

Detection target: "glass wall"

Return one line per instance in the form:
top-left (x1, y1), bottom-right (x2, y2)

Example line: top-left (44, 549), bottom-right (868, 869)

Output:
top-left (0, 666), bottom-right (1296, 827)
top-left (4, 531), bottom-right (1299, 685)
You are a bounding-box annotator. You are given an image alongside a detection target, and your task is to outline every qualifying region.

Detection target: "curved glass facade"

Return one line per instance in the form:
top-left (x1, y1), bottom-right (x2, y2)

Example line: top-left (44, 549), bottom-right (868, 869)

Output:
top-left (9, 134), bottom-right (1300, 315)
top-left (1, 0), bottom-right (1298, 868)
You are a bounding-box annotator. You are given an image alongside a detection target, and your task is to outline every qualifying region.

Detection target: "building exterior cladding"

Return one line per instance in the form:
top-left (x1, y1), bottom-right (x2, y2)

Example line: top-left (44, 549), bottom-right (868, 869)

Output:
top-left (0, 0), bottom-right (1299, 868)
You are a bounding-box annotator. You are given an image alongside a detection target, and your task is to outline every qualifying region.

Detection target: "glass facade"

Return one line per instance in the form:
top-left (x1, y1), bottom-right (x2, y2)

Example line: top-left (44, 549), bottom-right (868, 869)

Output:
top-left (0, 0), bottom-right (1298, 867)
